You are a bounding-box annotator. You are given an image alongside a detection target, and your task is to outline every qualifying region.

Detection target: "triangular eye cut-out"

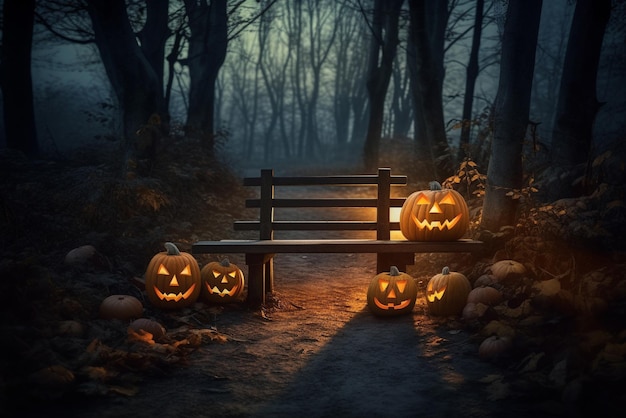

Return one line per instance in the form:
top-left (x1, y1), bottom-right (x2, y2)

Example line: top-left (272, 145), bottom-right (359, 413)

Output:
top-left (396, 280), bottom-right (407, 293)
top-left (158, 264), bottom-right (169, 275)
top-left (228, 271), bottom-right (237, 278)
top-left (378, 278), bottom-right (389, 292)
top-left (416, 194), bottom-right (430, 205)
top-left (439, 194), bottom-right (456, 205)
top-left (180, 264), bottom-right (191, 276)
top-left (212, 270), bottom-right (222, 279)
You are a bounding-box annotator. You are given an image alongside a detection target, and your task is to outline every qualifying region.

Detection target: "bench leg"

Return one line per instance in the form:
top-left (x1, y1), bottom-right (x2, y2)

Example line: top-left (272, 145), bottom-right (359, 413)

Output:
top-left (377, 253), bottom-right (415, 274)
top-left (245, 254), bottom-right (275, 306)
top-left (265, 258), bottom-right (274, 293)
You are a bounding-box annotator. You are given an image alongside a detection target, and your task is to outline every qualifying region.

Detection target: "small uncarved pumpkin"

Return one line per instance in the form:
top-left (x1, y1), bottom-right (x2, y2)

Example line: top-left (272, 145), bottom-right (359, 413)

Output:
top-left (467, 286), bottom-right (502, 306)
top-left (201, 258), bottom-right (245, 303)
top-left (426, 266), bottom-right (471, 316)
top-left (462, 302), bottom-right (489, 321)
top-left (478, 335), bottom-right (512, 359)
top-left (145, 242), bottom-right (202, 309)
top-left (100, 294), bottom-right (143, 320)
top-left (367, 266), bottom-right (418, 316)
top-left (128, 318), bottom-right (166, 341)
top-left (490, 259), bottom-right (527, 282)
top-left (399, 181), bottom-right (470, 241)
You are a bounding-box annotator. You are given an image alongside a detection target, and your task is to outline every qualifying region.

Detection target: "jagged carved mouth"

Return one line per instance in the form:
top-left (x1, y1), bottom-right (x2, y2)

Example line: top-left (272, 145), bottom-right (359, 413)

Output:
top-left (411, 212), bottom-right (462, 231)
top-left (206, 284), bottom-right (239, 297)
top-left (153, 283), bottom-right (197, 301)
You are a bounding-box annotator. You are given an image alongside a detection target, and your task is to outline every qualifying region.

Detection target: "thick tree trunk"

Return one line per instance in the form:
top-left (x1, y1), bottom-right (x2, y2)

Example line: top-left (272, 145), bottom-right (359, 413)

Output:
top-left (363, 0), bottom-right (403, 171)
top-left (183, 0), bottom-right (228, 155)
top-left (549, 0), bottom-right (611, 199)
top-left (407, 0), bottom-right (449, 179)
top-left (458, 0), bottom-right (484, 162)
top-left (481, 0), bottom-right (543, 231)
top-left (87, 0), bottom-right (162, 169)
top-left (138, 0), bottom-right (170, 125)
top-left (1, 0), bottom-right (38, 157)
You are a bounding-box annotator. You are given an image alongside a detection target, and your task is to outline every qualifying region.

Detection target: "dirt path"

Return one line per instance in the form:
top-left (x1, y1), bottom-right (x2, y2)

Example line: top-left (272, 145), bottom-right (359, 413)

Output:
top-left (36, 252), bottom-right (551, 418)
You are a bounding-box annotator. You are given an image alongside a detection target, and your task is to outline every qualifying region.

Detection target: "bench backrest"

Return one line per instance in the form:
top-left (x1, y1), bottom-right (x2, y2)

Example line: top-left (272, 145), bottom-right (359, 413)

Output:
top-left (234, 168), bottom-right (407, 240)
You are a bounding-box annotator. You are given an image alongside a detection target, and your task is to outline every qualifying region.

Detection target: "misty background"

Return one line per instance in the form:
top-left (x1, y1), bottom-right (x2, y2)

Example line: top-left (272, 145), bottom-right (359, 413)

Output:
top-left (13, 0), bottom-right (625, 169)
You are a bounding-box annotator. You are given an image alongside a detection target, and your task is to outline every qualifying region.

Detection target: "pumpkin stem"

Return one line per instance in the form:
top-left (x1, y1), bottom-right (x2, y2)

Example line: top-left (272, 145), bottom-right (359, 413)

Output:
top-left (220, 258), bottom-right (231, 267)
top-left (441, 266), bottom-right (450, 275)
top-left (390, 266), bottom-right (400, 276)
top-left (164, 242), bottom-right (181, 256)
top-left (429, 181), bottom-right (442, 190)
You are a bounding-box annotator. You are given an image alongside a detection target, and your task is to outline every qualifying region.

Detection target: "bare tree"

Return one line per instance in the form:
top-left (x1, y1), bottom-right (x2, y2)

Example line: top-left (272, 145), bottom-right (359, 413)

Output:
top-left (137, 0), bottom-right (171, 122)
top-left (480, 0), bottom-right (543, 231)
top-left (182, 0), bottom-right (227, 154)
top-left (332, 5), bottom-right (368, 156)
top-left (86, 0), bottom-right (163, 173)
top-left (407, 0), bottom-right (449, 179)
top-left (258, 6), bottom-right (291, 161)
top-left (548, 0), bottom-right (611, 199)
top-left (1, 0), bottom-right (38, 157)
top-left (362, 0), bottom-right (404, 171)
top-left (457, 0), bottom-right (484, 162)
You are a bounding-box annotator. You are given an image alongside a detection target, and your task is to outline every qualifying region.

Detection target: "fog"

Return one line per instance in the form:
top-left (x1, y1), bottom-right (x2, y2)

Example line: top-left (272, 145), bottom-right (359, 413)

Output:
top-left (26, 0), bottom-right (625, 162)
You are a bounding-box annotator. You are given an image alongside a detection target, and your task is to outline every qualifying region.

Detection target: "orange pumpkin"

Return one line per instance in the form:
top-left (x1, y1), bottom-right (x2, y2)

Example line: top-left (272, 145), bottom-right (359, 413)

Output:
top-left (426, 266), bottom-right (471, 316)
top-left (99, 294), bottom-right (143, 320)
top-left (145, 242), bottom-right (202, 309)
top-left (201, 258), bottom-right (245, 303)
top-left (367, 266), bottom-right (417, 316)
top-left (478, 335), bottom-right (512, 359)
top-left (399, 181), bottom-right (469, 241)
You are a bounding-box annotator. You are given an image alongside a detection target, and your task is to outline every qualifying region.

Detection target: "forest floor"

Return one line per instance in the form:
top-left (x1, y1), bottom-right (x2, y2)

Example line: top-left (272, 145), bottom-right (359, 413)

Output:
top-left (1, 138), bottom-right (625, 417)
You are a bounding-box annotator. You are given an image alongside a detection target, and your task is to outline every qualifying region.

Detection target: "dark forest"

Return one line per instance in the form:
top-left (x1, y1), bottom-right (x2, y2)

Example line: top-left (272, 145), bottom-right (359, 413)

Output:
top-left (1, 1), bottom-right (625, 417)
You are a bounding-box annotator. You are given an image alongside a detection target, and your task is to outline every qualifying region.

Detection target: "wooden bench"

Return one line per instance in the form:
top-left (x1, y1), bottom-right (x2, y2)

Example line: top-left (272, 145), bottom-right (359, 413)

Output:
top-left (192, 168), bottom-right (483, 305)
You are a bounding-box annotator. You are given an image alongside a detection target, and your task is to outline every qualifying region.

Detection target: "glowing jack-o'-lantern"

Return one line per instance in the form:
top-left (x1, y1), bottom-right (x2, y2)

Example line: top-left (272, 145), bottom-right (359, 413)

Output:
top-left (145, 242), bottom-right (201, 309)
top-left (367, 266), bottom-right (417, 316)
top-left (399, 181), bottom-right (469, 241)
top-left (201, 258), bottom-right (245, 303)
top-left (426, 266), bottom-right (471, 316)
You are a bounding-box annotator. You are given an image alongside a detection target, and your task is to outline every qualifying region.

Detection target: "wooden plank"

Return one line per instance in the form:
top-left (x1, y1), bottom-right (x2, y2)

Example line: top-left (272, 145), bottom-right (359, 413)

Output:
top-left (243, 173), bottom-right (407, 187)
top-left (233, 220), bottom-right (402, 231)
top-left (246, 198), bottom-right (406, 208)
top-left (192, 239), bottom-right (484, 254)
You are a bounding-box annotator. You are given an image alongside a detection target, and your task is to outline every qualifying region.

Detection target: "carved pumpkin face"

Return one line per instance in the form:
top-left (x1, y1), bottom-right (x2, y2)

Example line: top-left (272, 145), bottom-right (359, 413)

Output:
top-left (426, 266), bottom-right (471, 316)
top-left (201, 258), bottom-right (245, 303)
top-left (367, 266), bottom-right (417, 316)
top-left (399, 181), bottom-right (469, 241)
top-left (145, 242), bottom-right (202, 309)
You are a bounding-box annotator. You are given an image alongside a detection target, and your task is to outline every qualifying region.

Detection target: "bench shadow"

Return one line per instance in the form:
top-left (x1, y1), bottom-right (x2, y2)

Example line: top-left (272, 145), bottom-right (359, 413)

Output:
top-left (248, 308), bottom-right (498, 418)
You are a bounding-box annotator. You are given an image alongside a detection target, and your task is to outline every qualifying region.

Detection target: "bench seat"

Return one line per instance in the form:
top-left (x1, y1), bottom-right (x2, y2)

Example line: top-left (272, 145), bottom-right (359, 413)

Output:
top-left (192, 238), bottom-right (482, 254)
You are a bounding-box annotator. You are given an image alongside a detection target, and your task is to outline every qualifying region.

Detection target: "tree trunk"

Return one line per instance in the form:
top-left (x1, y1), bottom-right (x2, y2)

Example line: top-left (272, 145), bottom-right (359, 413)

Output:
top-left (183, 0), bottom-right (228, 155)
top-left (363, 0), bottom-right (403, 171)
top-left (549, 0), bottom-right (611, 199)
top-left (458, 0), bottom-right (484, 162)
top-left (1, 0), bottom-right (38, 157)
top-left (481, 0), bottom-right (543, 231)
top-left (407, 0), bottom-right (449, 180)
top-left (391, 64), bottom-right (413, 139)
top-left (138, 0), bottom-right (170, 126)
top-left (86, 0), bottom-right (163, 173)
